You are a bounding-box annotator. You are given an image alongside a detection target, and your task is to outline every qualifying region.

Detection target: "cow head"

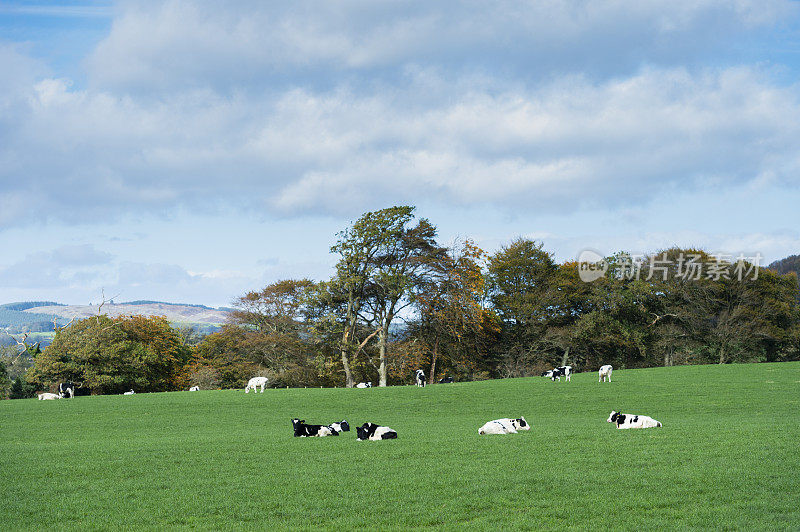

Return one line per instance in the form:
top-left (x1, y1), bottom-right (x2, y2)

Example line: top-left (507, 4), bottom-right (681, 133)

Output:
top-left (356, 423), bottom-right (373, 441)
top-left (338, 420), bottom-right (350, 432)
top-left (514, 417), bottom-right (530, 430)
top-left (607, 411), bottom-right (619, 423)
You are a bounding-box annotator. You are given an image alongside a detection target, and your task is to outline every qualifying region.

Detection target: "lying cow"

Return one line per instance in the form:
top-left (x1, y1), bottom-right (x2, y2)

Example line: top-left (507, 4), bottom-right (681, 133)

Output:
top-left (328, 420), bottom-right (350, 434)
top-left (607, 411), bottom-right (662, 429)
top-left (189, 386), bottom-right (200, 391)
top-left (123, 389), bottom-right (135, 395)
top-left (356, 381), bottom-right (372, 388)
top-left (356, 422), bottom-right (397, 441)
top-left (477, 417), bottom-right (530, 435)
top-left (549, 365), bottom-right (572, 382)
top-left (59, 381), bottom-right (76, 398)
top-left (38, 392), bottom-right (63, 400)
top-left (598, 365), bottom-right (613, 382)
top-left (292, 418), bottom-right (334, 437)
top-left (415, 369), bottom-right (426, 387)
top-left (245, 376), bottom-right (269, 393)
top-left (438, 376), bottom-right (454, 383)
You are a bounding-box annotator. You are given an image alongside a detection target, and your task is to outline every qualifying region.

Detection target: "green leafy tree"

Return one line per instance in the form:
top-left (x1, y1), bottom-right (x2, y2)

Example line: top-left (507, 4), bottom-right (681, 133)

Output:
top-left (0, 359), bottom-right (11, 399)
top-left (328, 206), bottom-right (445, 387)
top-left (29, 315), bottom-right (189, 394)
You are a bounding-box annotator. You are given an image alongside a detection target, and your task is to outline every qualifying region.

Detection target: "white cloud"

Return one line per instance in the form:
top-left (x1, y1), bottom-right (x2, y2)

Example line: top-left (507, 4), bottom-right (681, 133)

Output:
top-left (1, 0), bottom-right (800, 308)
top-left (3, 57), bottom-right (800, 227)
top-left (0, 245), bottom-right (113, 288)
top-left (86, 1), bottom-right (796, 92)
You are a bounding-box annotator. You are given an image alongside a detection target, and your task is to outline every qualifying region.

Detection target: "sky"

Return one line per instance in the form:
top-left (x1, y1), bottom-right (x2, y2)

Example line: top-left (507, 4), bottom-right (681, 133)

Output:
top-left (1, 0), bottom-right (800, 308)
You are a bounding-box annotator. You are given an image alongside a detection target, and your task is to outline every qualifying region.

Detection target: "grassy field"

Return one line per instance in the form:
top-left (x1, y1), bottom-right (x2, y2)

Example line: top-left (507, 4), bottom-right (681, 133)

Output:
top-left (2, 363), bottom-right (799, 530)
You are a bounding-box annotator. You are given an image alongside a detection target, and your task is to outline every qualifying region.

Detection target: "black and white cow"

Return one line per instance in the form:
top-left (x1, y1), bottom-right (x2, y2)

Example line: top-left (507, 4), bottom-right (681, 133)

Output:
top-left (607, 411), bottom-right (662, 429)
top-left (58, 381), bottom-right (75, 398)
top-left (328, 420), bottom-right (350, 434)
top-left (598, 365), bottom-right (613, 383)
top-left (477, 417), bottom-right (530, 435)
top-left (438, 376), bottom-right (454, 383)
top-left (415, 369), bottom-right (426, 387)
top-left (356, 422), bottom-right (397, 441)
top-left (356, 381), bottom-right (372, 388)
top-left (541, 370), bottom-right (554, 379)
top-left (292, 418), bottom-right (334, 437)
top-left (549, 365), bottom-right (572, 382)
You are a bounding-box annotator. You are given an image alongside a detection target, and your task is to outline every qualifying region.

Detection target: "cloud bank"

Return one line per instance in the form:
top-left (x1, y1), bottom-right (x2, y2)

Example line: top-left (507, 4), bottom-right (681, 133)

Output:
top-left (2, 1), bottom-right (799, 229)
top-left (1, 0), bottom-right (800, 307)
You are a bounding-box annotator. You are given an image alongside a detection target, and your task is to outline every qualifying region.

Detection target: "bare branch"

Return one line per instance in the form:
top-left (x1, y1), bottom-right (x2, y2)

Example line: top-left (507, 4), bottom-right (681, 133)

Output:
top-left (648, 313), bottom-right (679, 328)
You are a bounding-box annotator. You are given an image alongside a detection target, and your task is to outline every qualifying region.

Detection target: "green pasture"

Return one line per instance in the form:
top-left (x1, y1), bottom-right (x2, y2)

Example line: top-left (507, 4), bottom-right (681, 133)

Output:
top-left (1, 363), bottom-right (799, 530)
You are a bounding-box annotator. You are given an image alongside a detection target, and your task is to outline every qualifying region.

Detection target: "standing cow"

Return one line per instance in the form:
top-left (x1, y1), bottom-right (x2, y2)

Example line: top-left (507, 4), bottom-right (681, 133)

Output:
top-left (549, 366), bottom-right (572, 382)
top-left (245, 377), bottom-right (269, 393)
top-left (415, 369), bottom-right (426, 387)
top-left (598, 365), bottom-right (613, 382)
top-left (58, 381), bottom-right (76, 398)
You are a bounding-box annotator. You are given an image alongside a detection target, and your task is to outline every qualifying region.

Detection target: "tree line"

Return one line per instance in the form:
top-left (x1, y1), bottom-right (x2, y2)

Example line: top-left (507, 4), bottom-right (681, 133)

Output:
top-left (5, 205), bottom-right (799, 396)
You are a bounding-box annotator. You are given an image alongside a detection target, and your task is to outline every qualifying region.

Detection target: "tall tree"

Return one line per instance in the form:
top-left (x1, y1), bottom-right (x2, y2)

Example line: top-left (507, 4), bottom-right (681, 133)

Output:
top-left (361, 208), bottom-right (446, 386)
top-left (329, 206), bottom-right (445, 387)
top-left (487, 239), bottom-right (561, 372)
top-left (413, 239), bottom-right (495, 382)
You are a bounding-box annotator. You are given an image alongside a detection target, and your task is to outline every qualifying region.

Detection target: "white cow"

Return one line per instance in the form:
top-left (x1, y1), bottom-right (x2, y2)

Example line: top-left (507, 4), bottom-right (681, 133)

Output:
top-left (189, 386), bottom-right (200, 391)
top-left (478, 417), bottom-right (530, 435)
top-left (38, 392), bottom-right (63, 400)
top-left (245, 377), bottom-right (269, 393)
top-left (599, 365), bottom-right (613, 382)
top-left (356, 381), bottom-right (372, 388)
top-left (607, 411), bottom-right (662, 429)
top-left (123, 389), bottom-right (135, 395)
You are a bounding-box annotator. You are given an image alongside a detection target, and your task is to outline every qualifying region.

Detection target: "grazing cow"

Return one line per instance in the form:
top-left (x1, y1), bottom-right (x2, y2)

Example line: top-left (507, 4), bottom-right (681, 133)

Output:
top-left (541, 370), bottom-right (554, 379)
top-left (245, 376), bottom-right (269, 393)
top-left (415, 369), bottom-right (426, 387)
top-left (477, 417), bottom-right (530, 435)
top-left (58, 381), bottom-right (75, 398)
top-left (549, 365), bottom-right (572, 382)
top-left (356, 422), bottom-right (397, 441)
top-left (438, 376), bottom-right (454, 384)
top-left (292, 418), bottom-right (334, 437)
top-left (328, 420), bottom-right (350, 434)
top-left (189, 386), bottom-right (200, 391)
top-left (123, 389), bottom-right (135, 395)
top-left (598, 365), bottom-right (613, 383)
top-left (607, 411), bottom-right (662, 429)
top-left (38, 392), bottom-right (63, 400)
top-left (356, 381), bottom-right (372, 388)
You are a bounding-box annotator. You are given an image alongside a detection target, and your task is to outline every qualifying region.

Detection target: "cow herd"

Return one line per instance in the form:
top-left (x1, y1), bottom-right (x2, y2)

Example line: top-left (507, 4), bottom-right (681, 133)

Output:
top-left (37, 364), bottom-right (661, 431)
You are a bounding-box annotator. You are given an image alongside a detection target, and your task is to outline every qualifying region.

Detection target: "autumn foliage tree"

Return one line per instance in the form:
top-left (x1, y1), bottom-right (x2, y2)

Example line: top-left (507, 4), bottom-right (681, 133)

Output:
top-left (29, 315), bottom-right (189, 394)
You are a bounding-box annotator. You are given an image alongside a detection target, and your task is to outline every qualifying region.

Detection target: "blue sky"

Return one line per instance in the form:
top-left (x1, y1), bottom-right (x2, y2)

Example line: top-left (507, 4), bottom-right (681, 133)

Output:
top-left (1, 0), bottom-right (800, 308)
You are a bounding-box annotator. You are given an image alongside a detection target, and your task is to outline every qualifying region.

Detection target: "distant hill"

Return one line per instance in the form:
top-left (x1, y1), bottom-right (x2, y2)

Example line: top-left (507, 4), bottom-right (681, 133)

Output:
top-left (768, 255), bottom-right (800, 277)
top-left (23, 301), bottom-right (230, 325)
top-left (0, 300), bottom-right (231, 336)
